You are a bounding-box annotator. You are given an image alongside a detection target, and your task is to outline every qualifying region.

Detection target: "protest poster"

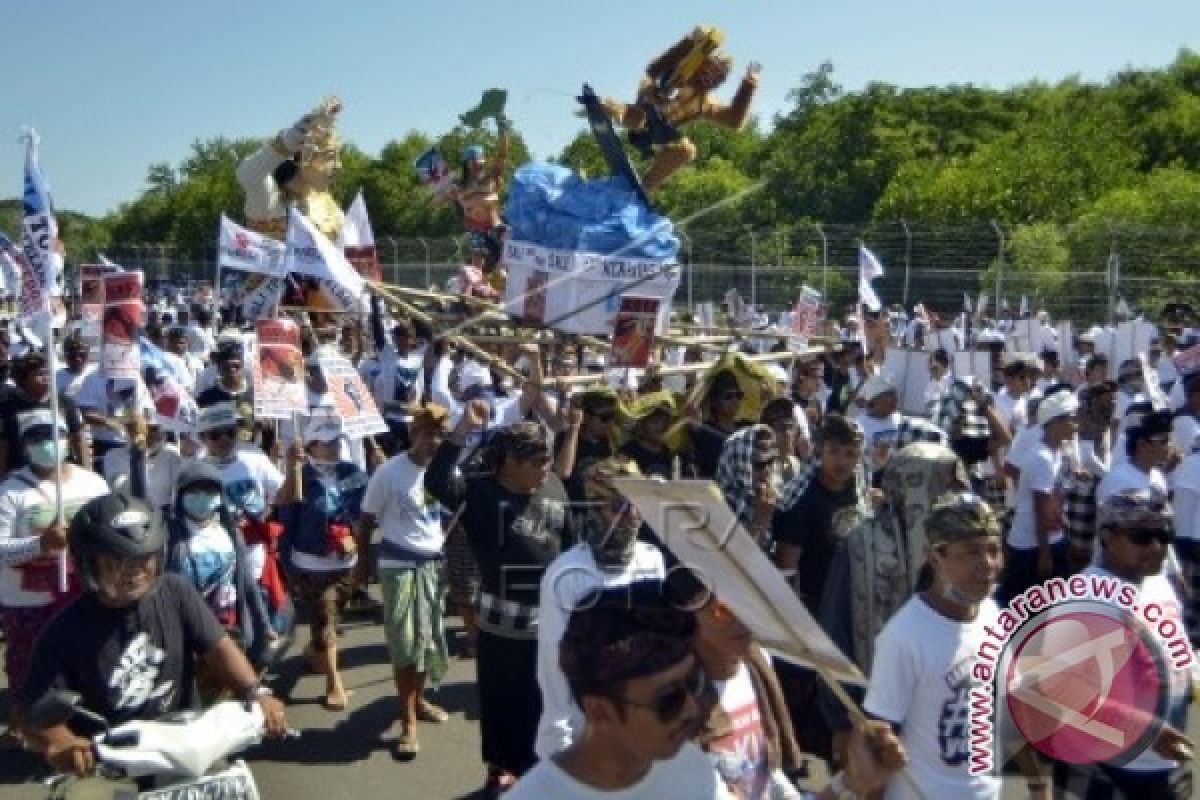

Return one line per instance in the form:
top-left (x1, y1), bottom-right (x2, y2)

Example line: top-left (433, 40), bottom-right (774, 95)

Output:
top-left (883, 348), bottom-right (932, 416)
top-left (615, 477), bottom-right (864, 687)
top-left (253, 319), bottom-right (307, 419)
top-left (502, 239), bottom-right (679, 335)
top-left (316, 351), bottom-right (389, 437)
top-left (102, 271), bottom-right (144, 380)
top-left (790, 286), bottom-right (825, 344)
top-left (1111, 320), bottom-right (1157, 380)
top-left (610, 295), bottom-right (661, 368)
top-left (953, 351), bottom-right (993, 385)
top-left (254, 319), bottom-right (307, 420)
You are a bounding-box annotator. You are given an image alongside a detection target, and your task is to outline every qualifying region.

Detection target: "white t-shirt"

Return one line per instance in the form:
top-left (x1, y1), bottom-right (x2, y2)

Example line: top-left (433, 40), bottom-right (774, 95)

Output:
top-left (707, 662), bottom-right (769, 800)
top-left (1008, 442), bottom-right (1065, 550)
top-left (0, 466), bottom-right (110, 607)
top-left (1081, 566), bottom-right (1193, 772)
top-left (1171, 413), bottom-right (1199, 457)
top-left (1172, 453), bottom-right (1200, 542)
top-left (1095, 461), bottom-right (1167, 509)
top-left (508, 742), bottom-right (734, 800)
top-left (209, 450), bottom-right (284, 581)
top-left (102, 444), bottom-right (186, 511)
top-left (55, 364), bottom-right (96, 400)
top-left (535, 543), bottom-right (667, 759)
top-left (361, 452), bottom-right (444, 559)
top-left (864, 595), bottom-right (1003, 800)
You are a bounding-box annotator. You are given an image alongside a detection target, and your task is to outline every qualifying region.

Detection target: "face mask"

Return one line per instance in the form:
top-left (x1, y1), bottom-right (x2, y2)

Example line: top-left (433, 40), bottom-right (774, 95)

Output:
top-left (182, 490), bottom-right (222, 520)
top-left (27, 439), bottom-right (68, 470)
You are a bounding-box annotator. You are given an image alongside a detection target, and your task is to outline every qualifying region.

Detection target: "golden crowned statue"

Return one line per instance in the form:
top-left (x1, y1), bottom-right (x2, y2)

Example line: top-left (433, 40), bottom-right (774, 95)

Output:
top-left (236, 97), bottom-right (345, 241)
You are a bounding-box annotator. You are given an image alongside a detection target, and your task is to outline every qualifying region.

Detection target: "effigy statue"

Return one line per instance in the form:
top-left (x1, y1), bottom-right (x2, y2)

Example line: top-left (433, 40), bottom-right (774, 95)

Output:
top-left (595, 26), bottom-right (760, 192)
top-left (236, 97), bottom-right (344, 241)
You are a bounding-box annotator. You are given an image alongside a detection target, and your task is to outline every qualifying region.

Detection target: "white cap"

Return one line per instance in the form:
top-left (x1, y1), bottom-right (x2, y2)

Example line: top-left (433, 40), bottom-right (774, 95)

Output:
top-left (1037, 391), bottom-right (1079, 424)
top-left (304, 414), bottom-right (343, 444)
top-left (860, 374), bottom-right (897, 403)
top-left (195, 402), bottom-right (239, 434)
top-left (17, 409), bottom-right (68, 438)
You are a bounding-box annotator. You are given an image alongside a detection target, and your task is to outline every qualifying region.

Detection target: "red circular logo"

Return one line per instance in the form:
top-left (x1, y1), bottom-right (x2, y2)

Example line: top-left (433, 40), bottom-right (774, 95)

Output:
top-left (1005, 609), bottom-right (1167, 765)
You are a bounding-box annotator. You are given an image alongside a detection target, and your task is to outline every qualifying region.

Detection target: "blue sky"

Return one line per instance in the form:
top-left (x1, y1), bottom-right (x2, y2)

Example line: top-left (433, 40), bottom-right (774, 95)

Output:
top-left (2, 0), bottom-right (1196, 216)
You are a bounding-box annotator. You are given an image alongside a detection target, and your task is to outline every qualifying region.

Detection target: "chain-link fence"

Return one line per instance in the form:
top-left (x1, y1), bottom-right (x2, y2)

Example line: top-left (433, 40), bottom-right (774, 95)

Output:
top-left (102, 221), bottom-right (1200, 325)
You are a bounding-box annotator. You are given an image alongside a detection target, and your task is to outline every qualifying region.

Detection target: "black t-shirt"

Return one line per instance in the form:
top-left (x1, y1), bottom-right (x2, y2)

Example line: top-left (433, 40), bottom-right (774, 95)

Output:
top-left (0, 387), bottom-right (85, 471)
top-left (426, 441), bottom-right (571, 609)
top-left (24, 574), bottom-right (226, 725)
top-left (773, 477), bottom-right (858, 612)
top-left (619, 439), bottom-right (673, 480)
top-left (687, 420), bottom-right (752, 479)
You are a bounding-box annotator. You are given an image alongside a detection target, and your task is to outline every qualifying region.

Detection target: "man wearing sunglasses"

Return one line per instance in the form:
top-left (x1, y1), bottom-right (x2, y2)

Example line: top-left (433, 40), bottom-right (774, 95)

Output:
top-left (557, 388), bottom-right (619, 507)
top-left (196, 340), bottom-right (258, 446)
top-left (1066, 490), bottom-right (1195, 798)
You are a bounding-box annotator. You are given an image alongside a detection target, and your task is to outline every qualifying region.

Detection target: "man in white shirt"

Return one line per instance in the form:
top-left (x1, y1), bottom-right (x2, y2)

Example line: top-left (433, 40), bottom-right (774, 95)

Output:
top-left (1097, 409), bottom-right (1172, 509)
top-left (1066, 490), bottom-right (1195, 797)
top-left (357, 405), bottom-right (452, 758)
top-left (535, 457), bottom-right (666, 759)
top-left (1000, 390), bottom-right (1077, 605)
top-left (864, 493), bottom-right (1010, 800)
top-left (74, 371), bottom-right (156, 471)
top-left (1171, 373), bottom-right (1200, 457)
top-left (54, 333), bottom-right (95, 401)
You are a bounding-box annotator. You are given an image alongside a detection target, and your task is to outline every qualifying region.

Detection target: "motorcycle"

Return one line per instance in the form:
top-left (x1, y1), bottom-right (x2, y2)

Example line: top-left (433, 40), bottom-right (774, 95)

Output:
top-left (30, 690), bottom-right (279, 800)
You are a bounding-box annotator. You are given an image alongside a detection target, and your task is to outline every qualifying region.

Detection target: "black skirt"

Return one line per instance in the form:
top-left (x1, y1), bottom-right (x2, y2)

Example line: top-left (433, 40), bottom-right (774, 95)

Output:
top-left (476, 631), bottom-right (540, 775)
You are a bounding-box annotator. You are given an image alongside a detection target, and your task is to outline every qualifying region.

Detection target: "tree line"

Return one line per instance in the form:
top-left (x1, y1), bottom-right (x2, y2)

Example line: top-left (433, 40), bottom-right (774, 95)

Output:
top-left (3, 50), bottom-right (1199, 301)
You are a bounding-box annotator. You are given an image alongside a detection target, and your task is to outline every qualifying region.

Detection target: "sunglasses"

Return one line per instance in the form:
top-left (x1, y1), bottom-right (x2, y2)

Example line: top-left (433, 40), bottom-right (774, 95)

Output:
top-left (1123, 527), bottom-right (1174, 547)
top-left (617, 663), bottom-right (708, 724)
top-left (719, 390), bottom-right (745, 402)
top-left (203, 426), bottom-right (238, 441)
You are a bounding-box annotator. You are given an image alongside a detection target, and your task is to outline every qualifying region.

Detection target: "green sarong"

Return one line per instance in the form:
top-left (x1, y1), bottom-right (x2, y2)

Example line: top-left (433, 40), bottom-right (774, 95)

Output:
top-left (380, 563), bottom-right (449, 685)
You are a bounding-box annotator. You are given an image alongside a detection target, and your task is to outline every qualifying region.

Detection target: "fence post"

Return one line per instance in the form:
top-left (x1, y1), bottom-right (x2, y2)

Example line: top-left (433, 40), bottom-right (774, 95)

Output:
top-left (990, 219), bottom-right (1005, 315)
top-left (417, 237), bottom-right (431, 289)
top-left (900, 218), bottom-right (912, 307)
top-left (1106, 224), bottom-right (1120, 326)
top-left (678, 231), bottom-right (693, 312)
top-left (816, 223), bottom-right (828, 299)
top-left (749, 230), bottom-right (758, 309)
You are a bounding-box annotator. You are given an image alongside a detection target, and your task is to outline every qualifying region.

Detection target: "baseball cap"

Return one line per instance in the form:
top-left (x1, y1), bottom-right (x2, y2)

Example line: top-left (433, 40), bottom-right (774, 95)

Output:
top-left (17, 409), bottom-right (68, 439)
top-left (860, 374), bottom-right (897, 403)
top-left (1036, 390), bottom-right (1079, 424)
top-left (195, 402), bottom-right (239, 434)
top-left (304, 414), bottom-right (343, 444)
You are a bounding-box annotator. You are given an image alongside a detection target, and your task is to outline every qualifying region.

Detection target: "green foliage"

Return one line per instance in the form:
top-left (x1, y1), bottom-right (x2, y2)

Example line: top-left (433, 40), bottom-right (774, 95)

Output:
top-left (4, 47), bottom-right (1198, 282)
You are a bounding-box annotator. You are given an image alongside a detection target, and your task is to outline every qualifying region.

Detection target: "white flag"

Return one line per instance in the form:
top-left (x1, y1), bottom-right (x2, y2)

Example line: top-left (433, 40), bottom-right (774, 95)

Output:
top-left (340, 190), bottom-right (382, 286)
top-left (284, 207), bottom-right (365, 312)
top-left (218, 214), bottom-right (286, 276)
top-left (19, 130), bottom-right (63, 331)
top-left (217, 215), bottom-right (285, 321)
top-left (858, 245), bottom-right (884, 312)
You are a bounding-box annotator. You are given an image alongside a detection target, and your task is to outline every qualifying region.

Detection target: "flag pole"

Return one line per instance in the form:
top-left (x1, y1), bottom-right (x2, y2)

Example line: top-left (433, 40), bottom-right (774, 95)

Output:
top-left (46, 317), bottom-right (67, 591)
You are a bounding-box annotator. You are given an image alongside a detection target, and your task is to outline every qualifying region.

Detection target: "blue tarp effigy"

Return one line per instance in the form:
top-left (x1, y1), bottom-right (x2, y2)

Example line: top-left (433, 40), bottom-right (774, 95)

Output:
top-left (504, 163), bottom-right (679, 260)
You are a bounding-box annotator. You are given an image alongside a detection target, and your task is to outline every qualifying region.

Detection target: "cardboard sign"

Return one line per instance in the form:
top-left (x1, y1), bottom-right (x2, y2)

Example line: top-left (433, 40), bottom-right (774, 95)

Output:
top-left (253, 319), bottom-right (307, 420)
top-left (610, 295), bottom-right (661, 368)
top-left (790, 286), bottom-right (825, 343)
top-left (615, 478), bottom-right (864, 687)
top-left (953, 351), bottom-right (993, 385)
top-left (502, 239), bottom-right (678, 335)
top-left (883, 349), bottom-right (933, 416)
top-left (102, 272), bottom-right (144, 379)
top-left (1111, 320), bottom-right (1158, 380)
top-left (316, 351), bottom-right (389, 437)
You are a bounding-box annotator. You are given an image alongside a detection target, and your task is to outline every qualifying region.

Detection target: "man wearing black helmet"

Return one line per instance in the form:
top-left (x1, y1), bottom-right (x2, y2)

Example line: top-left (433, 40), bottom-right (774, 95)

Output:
top-left (21, 493), bottom-right (290, 777)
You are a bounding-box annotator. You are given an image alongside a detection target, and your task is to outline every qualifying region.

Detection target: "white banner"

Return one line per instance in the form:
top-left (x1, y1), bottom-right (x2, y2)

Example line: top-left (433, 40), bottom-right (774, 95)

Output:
top-left (20, 131), bottom-right (63, 331)
top-left (502, 239), bottom-right (679, 335)
top-left (284, 207), bottom-right (365, 312)
top-left (339, 190), bottom-right (381, 284)
top-left (218, 214), bottom-right (285, 275)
